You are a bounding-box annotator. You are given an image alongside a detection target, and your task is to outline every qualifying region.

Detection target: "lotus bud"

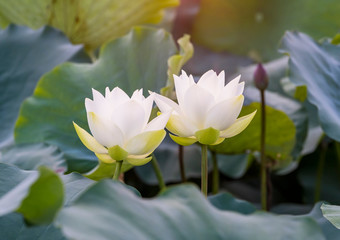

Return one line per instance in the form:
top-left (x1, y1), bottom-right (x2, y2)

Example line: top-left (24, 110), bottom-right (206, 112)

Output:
top-left (254, 63), bottom-right (268, 91)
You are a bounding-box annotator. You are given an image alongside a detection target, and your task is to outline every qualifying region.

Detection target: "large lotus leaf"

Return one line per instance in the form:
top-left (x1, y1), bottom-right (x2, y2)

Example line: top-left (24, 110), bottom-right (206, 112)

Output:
top-left (14, 27), bottom-right (177, 173)
top-left (57, 180), bottom-right (324, 240)
top-left (210, 103), bottom-right (296, 168)
top-left (245, 87), bottom-right (308, 161)
top-left (192, 0), bottom-right (340, 60)
top-left (309, 203), bottom-right (340, 239)
top-left (0, 143), bottom-right (66, 172)
top-left (270, 202), bottom-right (340, 239)
top-left (0, 166), bottom-right (93, 239)
top-left (280, 31), bottom-right (340, 141)
top-left (217, 154), bottom-right (252, 179)
top-left (0, 0), bottom-right (179, 51)
top-left (0, 163), bottom-right (63, 224)
top-left (0, 212), bottom-right (66, 240)
top-left (208, 191), bottom-right (256, 214)
top-left (321, 203), bottom-right (340, 230)
top-left (0, 25), bottom-right (85, 149)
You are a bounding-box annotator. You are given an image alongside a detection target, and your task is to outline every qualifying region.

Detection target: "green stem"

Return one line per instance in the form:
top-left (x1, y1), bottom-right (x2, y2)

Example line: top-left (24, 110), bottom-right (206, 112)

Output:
top-left (314, 140), bottom-right (328, 202)
top-left (212, 151), bottom-right (219, 195)
top-left (113, 160), bottom-right (123, 180)
top-left (178, 145), bottom-right (187, 182)
top-left (260, 89), bottom-right (267, 211)
top-left (151, 154), bottom-right (166, 191)
top-left (335, 141), bottom-right (340, 181)
top-left (201, 144), bottom-right (208, 197)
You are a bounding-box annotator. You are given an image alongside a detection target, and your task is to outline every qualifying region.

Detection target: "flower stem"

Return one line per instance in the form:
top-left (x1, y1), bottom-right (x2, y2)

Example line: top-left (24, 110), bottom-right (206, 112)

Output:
top-left (113, 160), bottom-right (123, 180)
top-left (314, 140), bottom-right (328, 202)
top-left (335, 141), bottom-right (340, 181)
top-left (201, 144), bottom-right (208, 197)
top-left (212, 151), bottom-right (219, 195)
top-left (178, 145), bottom-right (187, 182)
top-left (151, 154), bottom-right (166, 191)
top-left (260, 89), bottom-right (267, 211)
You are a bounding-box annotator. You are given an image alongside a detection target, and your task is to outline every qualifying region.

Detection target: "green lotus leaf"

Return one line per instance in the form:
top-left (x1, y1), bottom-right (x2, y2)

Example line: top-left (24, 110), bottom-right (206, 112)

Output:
top-left (280, 31), bottom-right (340, 141)
top-left (0, 0), bottom-right (179, 51)
top-left (0, 164), bottom-right (63, 225)
top-left (211, 103), bottom-right (296, 169)
top-left (0, 25), bottom-right (86, 149)
top-left (57, 180), bottom-right (324, 239)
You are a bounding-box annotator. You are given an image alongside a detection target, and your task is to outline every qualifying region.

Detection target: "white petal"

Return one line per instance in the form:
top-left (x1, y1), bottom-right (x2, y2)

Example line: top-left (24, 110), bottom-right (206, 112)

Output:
top-left (86, 89), bottom-right (110, 121)
top-left (108, 87), bottom-right (130, 106)
top-left (87, 112), bottom-right (124, 147)
top-left (236, 82), bottom-right (245, 96)
top-left (205, 95), bottom-right (244, 130)
top-left (220, 111), bottom-right (256, 138)
top-left (166, 113), bottom-right (196, 137)
top-left (153, 93), bottom-right (181, 114)
top-left (85, 97), bottom-right (111, 126)
top-left (217, 71), bottom-right (225, 88)
top-left (113, 100), bottom-right (145, 141)
top-left (105, 87), bottom-right (111, 97)
top-left (220, 75), bottom-right (241, 99)
top-left (142, 93), bottom-right (154, 127)
top-left (131, 89), bottom-right (145, 101)
top-left (181, 84), bottom-right (214, 129)
top-left (197, 70), bottom-right (219, 95)
top-left (174, 71), bottom-right (192, 107)
top-left (125, 130), bottom-right (166, 155)
top-left (144, 111), bottom-right (171, 132)
top-left (85, 98), bottom-right (95, 113)
top-left (92, 88), bottom-right (105, 102)
top-left (73, 122), bottom-right (108, 154)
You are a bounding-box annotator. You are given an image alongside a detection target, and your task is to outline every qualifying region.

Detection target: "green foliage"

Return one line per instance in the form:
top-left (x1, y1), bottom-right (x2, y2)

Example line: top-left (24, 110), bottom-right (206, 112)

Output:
top-left (0, 165), bottom-right (93, 239)
top-left (208, 191), bottom-right (256, 214)
top-left (217, 154), bottom-right (252, 179)
top-left (321, 203), bottom-right (340, 230)
top-left (308, 203), bottom-right (340, 239)
top-left (1, 1), bottom-right (340, 237)
top-left (0, 143), bottom-right (66, 172)
top-left (0, 0), bottom-right (179, 51)
top-left (192, 0), bottom-right (340, 60)
top-left (14, 27), bottom-right (177, 173)
top-left (298, 143), bottom-right (340, 205)
top-left (210, 103), bottom-right (296, 169)
top-left (57, 180), bottom-right (324, 240)
top-left (0, 25), bottom-right (85, 148)
top-left (16, 167), bottom-right (64, 224)
top-left (161, 34), bottom-right (194, 99)
top-left (239, 58), bottom-right (322, 163)
top-left (0, 164), bottom-right (63, 224)
top-left (280, 31), bottom-right (340, 141)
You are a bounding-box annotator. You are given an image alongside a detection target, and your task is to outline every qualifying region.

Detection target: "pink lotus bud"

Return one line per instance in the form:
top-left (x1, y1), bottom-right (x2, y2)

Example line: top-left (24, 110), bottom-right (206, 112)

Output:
top-left (254, 63), bottom-right (268, 91)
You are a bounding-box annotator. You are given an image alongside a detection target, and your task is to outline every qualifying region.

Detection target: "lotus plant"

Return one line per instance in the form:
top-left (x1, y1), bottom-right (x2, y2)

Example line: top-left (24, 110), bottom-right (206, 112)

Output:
top-left (73, 87), bottom-right (170, 180)
top-left (154, 70), bottom-right (256, 196)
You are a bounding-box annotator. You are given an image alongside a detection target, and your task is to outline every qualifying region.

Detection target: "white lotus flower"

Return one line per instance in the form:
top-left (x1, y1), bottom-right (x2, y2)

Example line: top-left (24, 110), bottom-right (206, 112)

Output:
top-left (154, 70), bottom-right (256, 146)
top-left (73, 87), bottom-right (170, 166)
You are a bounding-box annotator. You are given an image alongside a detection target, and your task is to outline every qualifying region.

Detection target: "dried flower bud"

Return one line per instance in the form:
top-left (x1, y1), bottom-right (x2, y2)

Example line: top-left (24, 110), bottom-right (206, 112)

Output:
top-left (254, 63), bottom-right (268, 91)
